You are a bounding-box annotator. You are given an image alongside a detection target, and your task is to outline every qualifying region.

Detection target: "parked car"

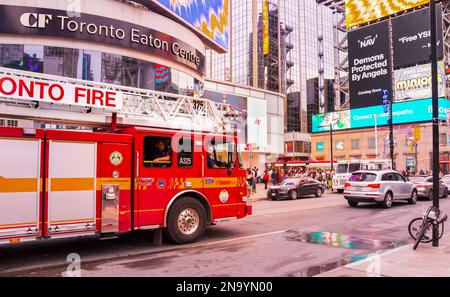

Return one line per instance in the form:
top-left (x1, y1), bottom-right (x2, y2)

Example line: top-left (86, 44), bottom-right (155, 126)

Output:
top-left (344, 170), bottom-right (417, 209)
top-left (267, 178), bottom-right (325, 200)
top-left (441, 175), bottom-right (450, 192)
top-left (409, 176), bottom-right (448, 200)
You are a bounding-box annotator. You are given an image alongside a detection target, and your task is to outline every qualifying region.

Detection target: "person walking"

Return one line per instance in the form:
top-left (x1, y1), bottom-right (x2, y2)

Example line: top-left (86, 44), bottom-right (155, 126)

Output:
top-left (262, 170), bottom-right (269, 190)
top-left (271, 169), bottom-right (278, 185)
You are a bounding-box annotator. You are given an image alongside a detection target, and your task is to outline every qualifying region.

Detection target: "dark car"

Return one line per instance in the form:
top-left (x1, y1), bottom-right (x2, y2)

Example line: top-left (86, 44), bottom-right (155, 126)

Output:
top-left (267, 178), bottom-right (325, 200)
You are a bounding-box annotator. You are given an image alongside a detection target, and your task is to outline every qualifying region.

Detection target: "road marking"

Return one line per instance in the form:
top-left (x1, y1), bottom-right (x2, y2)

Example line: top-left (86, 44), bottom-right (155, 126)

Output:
top-left (202, 230), bottom-right (289, 246)
top-left (344, 244), bottom-right (412, 269)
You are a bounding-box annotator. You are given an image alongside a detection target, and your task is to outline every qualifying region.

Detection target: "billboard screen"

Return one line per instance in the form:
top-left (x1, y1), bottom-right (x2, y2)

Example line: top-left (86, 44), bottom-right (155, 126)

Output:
top-left (345, 0), bottom-right (429, 29)
top-left (312, 98), bottom-right (450, 133)
top-left (348, 21), bottom-right (392, 109)
top-left (140, 0), bottom-right (230, 53)
top-left (394, 62), bottom-right (446, 101)
top-left (392, 4), bottom-right (443, 68)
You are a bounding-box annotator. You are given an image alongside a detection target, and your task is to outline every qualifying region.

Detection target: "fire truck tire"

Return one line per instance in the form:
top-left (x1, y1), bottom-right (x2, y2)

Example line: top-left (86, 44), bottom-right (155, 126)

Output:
top-left (166, 197), bottom-right (207, 244)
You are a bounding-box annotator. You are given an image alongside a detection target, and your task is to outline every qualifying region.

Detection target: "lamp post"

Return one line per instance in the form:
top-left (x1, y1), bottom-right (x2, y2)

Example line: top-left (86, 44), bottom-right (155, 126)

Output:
top-left (430, 0), bottom-right (440, 247)
top-left (330, 123), bottom-right (334, 171)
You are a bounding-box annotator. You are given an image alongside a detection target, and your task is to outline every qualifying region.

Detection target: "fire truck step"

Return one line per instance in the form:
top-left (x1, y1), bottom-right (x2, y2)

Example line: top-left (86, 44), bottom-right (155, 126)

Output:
top-left (99, 233), bottom-right (119, 240)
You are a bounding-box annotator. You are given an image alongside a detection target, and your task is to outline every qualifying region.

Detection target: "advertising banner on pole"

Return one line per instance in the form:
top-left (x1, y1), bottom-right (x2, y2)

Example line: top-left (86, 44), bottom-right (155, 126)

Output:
top-left (348, 21), bottom-right (392, 109)
top-left (394, 62), bottom-right (446, 101)
top-left (392, 4), bottom-right (443, 68)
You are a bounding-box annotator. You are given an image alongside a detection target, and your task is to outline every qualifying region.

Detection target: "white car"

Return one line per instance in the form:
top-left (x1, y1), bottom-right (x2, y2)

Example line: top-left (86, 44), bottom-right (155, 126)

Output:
top-left (344, 170), bottom-right (417, 209)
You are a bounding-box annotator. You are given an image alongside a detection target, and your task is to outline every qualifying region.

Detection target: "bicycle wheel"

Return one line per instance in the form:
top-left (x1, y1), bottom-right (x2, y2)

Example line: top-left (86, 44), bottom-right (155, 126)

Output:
top-left (409, 218), bottom-right (432, 243)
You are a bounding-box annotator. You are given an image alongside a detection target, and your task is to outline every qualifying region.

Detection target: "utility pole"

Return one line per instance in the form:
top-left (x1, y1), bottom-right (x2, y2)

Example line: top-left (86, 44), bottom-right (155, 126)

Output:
top-left (330, 123), bottom-right (334, 171)
top-left (389, 100), bottom-right (395, 170)
top-left (430, 0), bottom-right (440, 248)
top-left (374, 113), bottom-right (379, 158)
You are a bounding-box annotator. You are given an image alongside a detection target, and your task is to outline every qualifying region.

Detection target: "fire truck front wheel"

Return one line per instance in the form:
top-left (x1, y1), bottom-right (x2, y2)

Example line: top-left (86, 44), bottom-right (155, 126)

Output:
top-left (166, 197), bottom-right (207, 244)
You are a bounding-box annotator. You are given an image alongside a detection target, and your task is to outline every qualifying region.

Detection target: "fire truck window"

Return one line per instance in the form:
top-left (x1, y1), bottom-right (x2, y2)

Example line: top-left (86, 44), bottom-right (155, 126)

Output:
top-left (177, 137), bottom-right (193, 168)
top-left (207, 139), bottom-right (235, 169)
top-left (143, 136), bottom-right (172, 168)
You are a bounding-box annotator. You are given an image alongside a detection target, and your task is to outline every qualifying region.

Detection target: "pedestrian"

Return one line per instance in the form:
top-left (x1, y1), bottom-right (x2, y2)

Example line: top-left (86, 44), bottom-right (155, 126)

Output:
top-left (246, 169), bottom-right (254, 196)
top-left (262, 170), bottom-right (269, 190)
top-left (271, 169), bottom-right (278, 185)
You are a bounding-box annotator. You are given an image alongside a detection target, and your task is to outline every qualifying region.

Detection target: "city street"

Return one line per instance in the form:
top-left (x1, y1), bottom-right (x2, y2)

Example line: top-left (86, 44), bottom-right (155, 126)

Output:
top-left (2, 191), bottom-right (449, 277)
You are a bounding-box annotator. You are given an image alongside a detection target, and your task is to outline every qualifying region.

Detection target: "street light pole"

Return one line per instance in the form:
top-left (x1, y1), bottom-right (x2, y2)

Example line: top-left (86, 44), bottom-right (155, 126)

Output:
top-left (374, 113), bottom-right (379, 158)
top-left (389, 101), bottom-right (395, 170)
top-left (330, 123), bottom-right (334, 171)
top-left (430, 0), bottom-right (440, 247)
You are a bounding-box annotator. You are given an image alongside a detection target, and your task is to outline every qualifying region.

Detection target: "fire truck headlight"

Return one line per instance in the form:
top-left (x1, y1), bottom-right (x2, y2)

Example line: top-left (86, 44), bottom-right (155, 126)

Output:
top-left (242, 196), bottom-right (248, 202)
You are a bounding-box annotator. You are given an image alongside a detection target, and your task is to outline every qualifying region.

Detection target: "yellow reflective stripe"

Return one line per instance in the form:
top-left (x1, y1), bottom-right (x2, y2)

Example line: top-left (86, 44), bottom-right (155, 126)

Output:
top-left (203, 177), bottom-right (238, 189)
top-left (169, 177), bottom-right (240, 190)
top-left (50, 178), bottom-right (131, 192)
top-left (0, 221), bottom-right (36, 227)
top-left (0, 177), bottom-right (38, 193)
top-left (50, 178), bottom-right (95, 192)
top-left (135, 209), bottom-right (165, 213)
top-left (97, 178), bottom-right (131, 190)
top-left (49, 218), bottom-right (96, 224)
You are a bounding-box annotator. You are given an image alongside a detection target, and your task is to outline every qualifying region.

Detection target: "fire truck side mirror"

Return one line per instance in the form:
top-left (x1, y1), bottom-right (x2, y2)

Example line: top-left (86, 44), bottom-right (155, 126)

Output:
top-left (227, 163), bottom-right (232, 176)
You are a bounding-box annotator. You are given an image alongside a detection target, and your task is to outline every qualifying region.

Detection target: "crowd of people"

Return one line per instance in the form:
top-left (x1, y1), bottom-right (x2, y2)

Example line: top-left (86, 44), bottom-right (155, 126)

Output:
top-left (245, 166), bottom-right (336, 195)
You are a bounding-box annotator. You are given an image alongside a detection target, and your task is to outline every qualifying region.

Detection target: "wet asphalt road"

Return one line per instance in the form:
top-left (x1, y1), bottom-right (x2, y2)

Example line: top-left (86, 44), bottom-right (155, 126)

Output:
top-left (2, 192), bottom-right (450, 277)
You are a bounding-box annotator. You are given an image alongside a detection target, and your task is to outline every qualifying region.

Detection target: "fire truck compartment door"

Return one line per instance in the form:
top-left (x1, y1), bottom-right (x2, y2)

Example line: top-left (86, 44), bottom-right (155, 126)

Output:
top-left (47, 141), bottom-right (97, 234)
top-left (0, 138), bottom-right (41, 239)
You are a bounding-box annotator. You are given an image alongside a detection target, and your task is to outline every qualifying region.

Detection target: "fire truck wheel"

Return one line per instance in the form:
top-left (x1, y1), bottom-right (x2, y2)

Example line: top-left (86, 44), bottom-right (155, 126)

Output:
top-left (166, 197), bottom-right (207, 244)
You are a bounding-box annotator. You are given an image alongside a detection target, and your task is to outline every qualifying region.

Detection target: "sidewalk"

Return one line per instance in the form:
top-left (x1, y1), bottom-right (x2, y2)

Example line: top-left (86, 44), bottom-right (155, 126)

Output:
top-left (248, 183), bottom-right (269, 202)
top-left (318, 235), bottom-right (450, 277)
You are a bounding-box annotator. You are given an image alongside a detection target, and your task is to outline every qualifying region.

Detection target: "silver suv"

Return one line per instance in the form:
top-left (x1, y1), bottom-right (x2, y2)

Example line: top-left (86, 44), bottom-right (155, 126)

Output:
top-left (344, 170), bottom-right (417, 209)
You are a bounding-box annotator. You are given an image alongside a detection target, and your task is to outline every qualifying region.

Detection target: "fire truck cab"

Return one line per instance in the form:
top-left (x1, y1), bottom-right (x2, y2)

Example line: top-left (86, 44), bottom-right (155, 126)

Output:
top-left (0, 126), bottom-right (251, 246)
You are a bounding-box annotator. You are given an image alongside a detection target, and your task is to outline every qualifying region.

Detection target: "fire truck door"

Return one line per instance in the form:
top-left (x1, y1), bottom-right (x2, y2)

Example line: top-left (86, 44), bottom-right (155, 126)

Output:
top-left (135, 134), bottom-right (173, 228)
top-left (0, 137), bottom-right (41, 240)
top-left (46, 140), bottom-right (97, 235)
top-left (98, 143), bottom-right (132, 233)
top-left (204, 138), bottom-right (239, 219)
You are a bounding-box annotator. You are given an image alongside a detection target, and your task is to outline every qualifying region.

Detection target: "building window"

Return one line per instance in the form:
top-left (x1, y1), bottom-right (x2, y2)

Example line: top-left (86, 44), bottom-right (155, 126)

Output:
top-left (0, 44), bottom-right (200, 96)
top-left (143, 136), bottom-right (172, 168)
top-left (351, 139), bottom-right (360, 150)
top-left (368, 138), bottom-right (376, 149)
top-left (335, 141), bottom-right (344, 150)
top-left (440, 133), bottom-right (447, 146)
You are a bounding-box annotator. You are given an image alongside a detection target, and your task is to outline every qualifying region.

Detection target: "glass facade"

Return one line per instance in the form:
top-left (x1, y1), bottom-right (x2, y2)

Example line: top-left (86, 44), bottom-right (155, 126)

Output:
top-left (0, 44), bottom-right (202, 96)
top-left (206, 0), bottom-right (337, 144)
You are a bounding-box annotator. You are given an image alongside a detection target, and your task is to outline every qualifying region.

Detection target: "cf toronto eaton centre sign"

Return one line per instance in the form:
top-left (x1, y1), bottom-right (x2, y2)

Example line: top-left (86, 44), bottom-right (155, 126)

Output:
top-left (0, 5), bottom-right (205, 74)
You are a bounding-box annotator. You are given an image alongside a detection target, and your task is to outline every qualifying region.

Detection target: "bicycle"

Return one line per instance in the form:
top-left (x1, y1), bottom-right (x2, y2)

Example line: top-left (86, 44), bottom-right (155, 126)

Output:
top-left (408, 206), bottom-right (448, 250)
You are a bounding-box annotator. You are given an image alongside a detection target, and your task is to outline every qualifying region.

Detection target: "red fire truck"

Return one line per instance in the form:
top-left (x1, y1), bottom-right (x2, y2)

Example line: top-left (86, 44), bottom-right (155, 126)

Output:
top-left (0, 125), bottom-right (252, 245)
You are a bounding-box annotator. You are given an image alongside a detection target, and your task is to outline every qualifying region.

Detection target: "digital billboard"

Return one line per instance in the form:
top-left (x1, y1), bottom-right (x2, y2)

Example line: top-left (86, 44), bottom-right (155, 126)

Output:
top-left (394, 62), bottom-right (446, 101)
top-left (345, 0), bottom-right (429, 29)
top-left (392, 4), bottom-right (443, 68)
top-left (312, 98), bottom-right (450, 133)
top-left (348, 21), bottom-right (392, 109)
top-left (138, 0), bottom-right (230, 53)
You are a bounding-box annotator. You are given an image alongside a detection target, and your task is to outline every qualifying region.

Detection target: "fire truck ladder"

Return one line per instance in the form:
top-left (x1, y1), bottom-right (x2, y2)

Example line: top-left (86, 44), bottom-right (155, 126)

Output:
top-left (0, 67), bottom-right (243, 132)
